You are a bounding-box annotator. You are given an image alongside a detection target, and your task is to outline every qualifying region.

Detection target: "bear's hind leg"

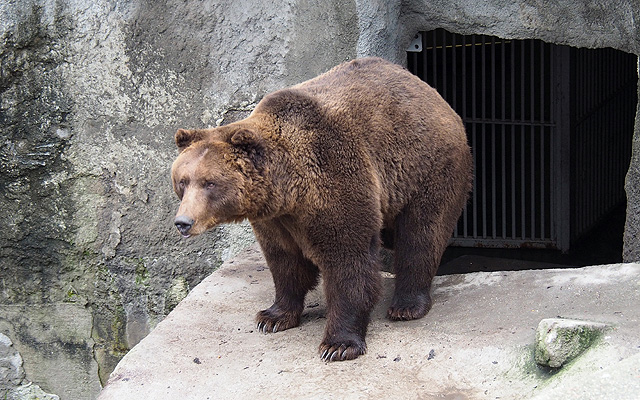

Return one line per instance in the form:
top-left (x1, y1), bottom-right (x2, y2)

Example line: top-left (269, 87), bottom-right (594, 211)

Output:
top-left (253, 221), bottom-right (319, 334)
top-left (388, 200), bottom-right (454, 321)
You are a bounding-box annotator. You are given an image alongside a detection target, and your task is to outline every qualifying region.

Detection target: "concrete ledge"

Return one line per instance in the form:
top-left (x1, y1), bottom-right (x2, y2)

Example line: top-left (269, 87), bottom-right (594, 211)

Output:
top-left (98, 245), bottom-right (640, 399)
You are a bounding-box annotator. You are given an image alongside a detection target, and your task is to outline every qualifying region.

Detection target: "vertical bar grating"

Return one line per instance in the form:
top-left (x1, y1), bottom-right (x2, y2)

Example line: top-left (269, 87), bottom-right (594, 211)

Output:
top-left (407, 29), bottom-right (636, 251)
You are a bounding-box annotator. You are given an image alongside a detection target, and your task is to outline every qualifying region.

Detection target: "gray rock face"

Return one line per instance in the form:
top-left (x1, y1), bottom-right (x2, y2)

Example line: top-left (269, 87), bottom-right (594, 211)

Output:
top-left (0, 333), bottom-right (60, 400)
top-left (357, 0), bottom-right (640, 62)
top-left (0, 333), bottom-right (25, 388)
top-left (0, 0), bottom-right (356, 397)
top-left (624, 111), bottom-right (640, 262)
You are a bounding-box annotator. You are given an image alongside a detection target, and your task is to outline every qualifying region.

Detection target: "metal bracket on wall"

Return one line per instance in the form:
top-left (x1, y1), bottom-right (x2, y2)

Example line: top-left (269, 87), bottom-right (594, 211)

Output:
top-left (406, 33), bottom-right (422, 52)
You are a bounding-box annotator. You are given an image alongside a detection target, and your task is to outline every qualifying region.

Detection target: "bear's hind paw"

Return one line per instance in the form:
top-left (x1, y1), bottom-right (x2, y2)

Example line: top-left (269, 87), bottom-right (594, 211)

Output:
top-left (387, 293), bottom-right (432, 321)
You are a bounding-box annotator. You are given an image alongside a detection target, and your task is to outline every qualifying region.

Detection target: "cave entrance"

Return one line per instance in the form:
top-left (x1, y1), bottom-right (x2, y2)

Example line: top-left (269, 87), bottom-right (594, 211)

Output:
top-left (407, 29), bottom-right (637, 266)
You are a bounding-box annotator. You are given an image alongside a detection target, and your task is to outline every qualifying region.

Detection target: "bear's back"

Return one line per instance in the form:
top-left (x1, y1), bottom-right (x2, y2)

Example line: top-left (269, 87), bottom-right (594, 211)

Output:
top-left (255, 57), bottom-right (465, 148)
top-left (252, 57), bottom-right (471, 216)
top-left (294, 58), bottom-right (468, 173)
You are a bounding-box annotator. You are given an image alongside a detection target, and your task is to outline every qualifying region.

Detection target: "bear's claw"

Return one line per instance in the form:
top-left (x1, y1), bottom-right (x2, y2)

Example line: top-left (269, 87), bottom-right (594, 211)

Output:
top-left (387, 293), bottom-right (432, 321)
top-left (319, 340), bottom-right (366, 362)
top-left (256, 321), bottom-right (281, 334)
top-left (255, 308), bottom-right (300, 334)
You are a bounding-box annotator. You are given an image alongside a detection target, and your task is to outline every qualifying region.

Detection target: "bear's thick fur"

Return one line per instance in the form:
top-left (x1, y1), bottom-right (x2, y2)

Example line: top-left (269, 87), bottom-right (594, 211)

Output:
top-left (171, 57), bottom-right (472, 361)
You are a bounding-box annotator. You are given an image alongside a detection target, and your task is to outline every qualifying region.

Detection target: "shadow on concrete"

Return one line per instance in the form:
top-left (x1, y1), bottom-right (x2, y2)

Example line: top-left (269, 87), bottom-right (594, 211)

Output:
top-left (440, 204), bottom-right (626, 275)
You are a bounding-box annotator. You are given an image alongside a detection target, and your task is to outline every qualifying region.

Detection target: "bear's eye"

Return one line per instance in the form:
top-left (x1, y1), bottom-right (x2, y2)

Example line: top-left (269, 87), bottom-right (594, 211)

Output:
top-left (178, 180), bottom-right (186, 190)
top-left (205, 181), bottom-right (216, 190)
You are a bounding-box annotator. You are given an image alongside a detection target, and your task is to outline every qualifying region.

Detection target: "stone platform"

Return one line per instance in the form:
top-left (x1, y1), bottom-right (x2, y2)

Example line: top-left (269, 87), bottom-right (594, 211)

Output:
top-left (98, 245), bottom-right (640, 400)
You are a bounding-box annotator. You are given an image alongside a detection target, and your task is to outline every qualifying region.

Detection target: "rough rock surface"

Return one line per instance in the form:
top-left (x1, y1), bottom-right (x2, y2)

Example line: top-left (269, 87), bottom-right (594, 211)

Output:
top-left (535, 318), bottom-right (609, 368)
top-left (98, 246), bottom-right (640, 400)
top-left (0, 333), bottom-right (60, 400)
top-left (0, 1), bottom-right (354, 396)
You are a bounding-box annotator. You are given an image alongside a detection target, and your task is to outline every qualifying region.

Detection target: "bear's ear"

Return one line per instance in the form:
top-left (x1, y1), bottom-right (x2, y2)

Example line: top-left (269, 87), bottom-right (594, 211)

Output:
top-left (229, 129), bottom-right (265, 164)
top-left (175, 129), bottom-right (206, 152)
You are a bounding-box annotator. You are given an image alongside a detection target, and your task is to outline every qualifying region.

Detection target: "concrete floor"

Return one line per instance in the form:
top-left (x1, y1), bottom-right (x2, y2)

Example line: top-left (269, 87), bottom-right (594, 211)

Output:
top-left (98, 244), bottom-right (640, 400)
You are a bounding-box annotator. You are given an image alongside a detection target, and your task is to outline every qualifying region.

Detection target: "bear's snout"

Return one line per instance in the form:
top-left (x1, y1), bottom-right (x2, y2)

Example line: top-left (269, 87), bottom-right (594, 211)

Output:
top-left (174, 215), bottom-right (195, 238)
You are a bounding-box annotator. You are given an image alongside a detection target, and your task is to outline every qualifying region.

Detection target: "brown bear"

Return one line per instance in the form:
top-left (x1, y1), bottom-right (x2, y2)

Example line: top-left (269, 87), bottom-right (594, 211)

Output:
top-left (171, 57), bottom-right (472, 362)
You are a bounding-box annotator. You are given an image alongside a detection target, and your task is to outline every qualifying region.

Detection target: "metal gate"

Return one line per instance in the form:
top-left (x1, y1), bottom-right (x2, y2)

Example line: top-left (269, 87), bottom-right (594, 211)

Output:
top-left (407, 29), bottom-right (637, 251)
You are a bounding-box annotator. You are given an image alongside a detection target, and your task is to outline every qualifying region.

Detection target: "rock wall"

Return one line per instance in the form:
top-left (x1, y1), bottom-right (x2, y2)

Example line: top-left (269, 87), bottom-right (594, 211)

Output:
top-left (1, 0), bottom-right (639, 399)
top-left (357, 0), bottom-right (640, 62)
top-left (625, 81), bottom-right (640, 262)
top-left (0, 1), bottom-right (356, 398)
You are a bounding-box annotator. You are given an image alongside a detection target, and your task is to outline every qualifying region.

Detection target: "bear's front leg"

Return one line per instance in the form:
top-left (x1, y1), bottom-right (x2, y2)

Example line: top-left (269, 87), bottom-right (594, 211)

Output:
top-left (317, 246), bottom-right (381, 362)
top-left (253, 221), bottom-right (319, 334)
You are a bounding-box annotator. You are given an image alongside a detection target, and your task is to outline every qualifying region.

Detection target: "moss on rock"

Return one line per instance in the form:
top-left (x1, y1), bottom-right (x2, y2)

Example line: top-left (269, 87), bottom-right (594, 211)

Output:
top-left (534, 318), bottom-right (610, 368)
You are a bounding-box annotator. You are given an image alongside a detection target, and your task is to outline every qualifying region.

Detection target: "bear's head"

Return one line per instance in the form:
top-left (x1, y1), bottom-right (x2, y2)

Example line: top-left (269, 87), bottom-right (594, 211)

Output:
top-left (171, 127), bottom-right (266, 238)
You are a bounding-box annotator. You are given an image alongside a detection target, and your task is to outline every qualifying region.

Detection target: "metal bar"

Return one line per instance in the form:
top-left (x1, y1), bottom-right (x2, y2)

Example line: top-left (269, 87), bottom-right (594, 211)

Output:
top-left (459, 119), bottom-right (555, 126)
top-left (472, 34), bottom-right (478, 238)
top-left (609, 50), bottom-right (618, 209)
top-left (583, 48), bottom-right (588, 236)
top-left (482, 35), bottom-right (487, 238)
top-left (549, 44), bottom-right (556, 242)
top-left (461, 34), bottom-right (467, 120)
top-left (461, 33), bottom-right (469, 237)
top-left (422, 32), bottom-right (428, 84)
top-left (452, 31), bottom-right (457, 112)
top-left (521, 41), bottom-right (526, 240)
top-left (511, 39), bottom-right (517, 239)
top-left (596, 49), bottom-right (603, 223)
top-left (449, 237), bottom-right (557, 249)
top-left (592, 49), bottom-right (598, 230)
top-left (604, 50), bottom-right (610, 213)
top-left (555, 45), bottom-right (572, 251)
top-left (442, 29), bottom-right (448, 102)
top-left (491, 36), bottom-right (497, 238)
top-left (531, 41), bottom-right (536, 239)
top-left (577, 48), bottom-right (584, 238)
top-left (432, 29), bottom-right (438, 90)
top-left (598, 49), bottom-right (604, 222)
top-left (608, 51), bottom-right (617, 209)
top-left (540, 42), bottom-right (546, 239)
top-left (410, 52), bottom-right (418, 79)
top-left (501, 37), bottom-right (507, 239)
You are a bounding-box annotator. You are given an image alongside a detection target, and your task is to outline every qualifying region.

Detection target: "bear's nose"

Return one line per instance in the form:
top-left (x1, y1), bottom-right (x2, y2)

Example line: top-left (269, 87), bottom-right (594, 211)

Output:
top-left (174, 216), bottom-right (194, 237)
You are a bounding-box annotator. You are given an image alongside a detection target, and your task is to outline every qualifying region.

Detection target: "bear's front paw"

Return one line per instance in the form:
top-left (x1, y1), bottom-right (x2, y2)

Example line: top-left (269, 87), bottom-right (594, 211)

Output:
top-left (319, 338), bottom-right (366, 362)
top-left (387, 292), bottom-right (432, 321)
top-left (255, 306), bottom-right (301, 334)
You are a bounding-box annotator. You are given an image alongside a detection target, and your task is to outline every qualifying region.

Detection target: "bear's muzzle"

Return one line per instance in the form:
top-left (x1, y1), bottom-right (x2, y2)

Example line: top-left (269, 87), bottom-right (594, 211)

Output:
top-left (174, 215), bottom-right (195, 238)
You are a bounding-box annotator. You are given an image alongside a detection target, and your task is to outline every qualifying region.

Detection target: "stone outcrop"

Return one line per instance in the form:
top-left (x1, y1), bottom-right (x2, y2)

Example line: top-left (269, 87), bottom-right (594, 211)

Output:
top-left (535, 318), bottom-right (609, 368)
top-left (0, 333), bottom-right (59, 400)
